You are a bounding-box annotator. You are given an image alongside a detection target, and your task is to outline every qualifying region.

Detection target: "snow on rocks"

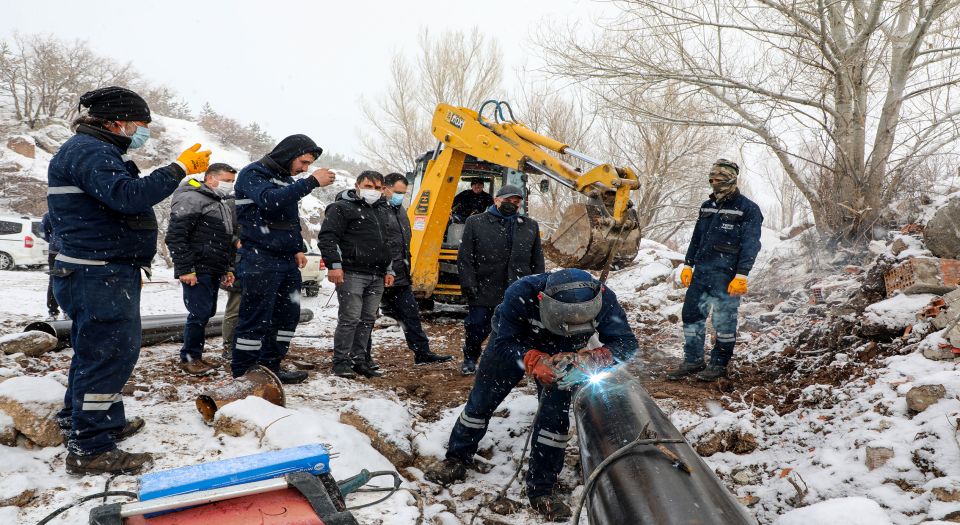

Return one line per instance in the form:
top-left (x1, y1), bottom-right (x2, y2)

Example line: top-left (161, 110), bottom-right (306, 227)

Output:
top-left (0, 375), bottom-right (65, 447)
top-left (862, 293), bottom-right (936, 339)
top-left (905, 384), bottom-right (947, 415)
top-left (774, 497), bottom-right (893, 525)
top-left (213, 395), bottom-right (295, 439)
top-left (341, 398), bottom-right (416, 468)
top-left (0, 472), bottom-right (35, 507)
top-left (0, 411), bottom-right (15, 446)
top-left (0, 330), bottom-right (58, 357)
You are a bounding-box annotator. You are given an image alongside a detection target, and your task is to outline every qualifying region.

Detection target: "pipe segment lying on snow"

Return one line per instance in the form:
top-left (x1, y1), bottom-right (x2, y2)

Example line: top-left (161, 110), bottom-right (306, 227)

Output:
top-left (573, 369), bottom-right (757, 525)
top-left (24, 309), bottom-right (315, 351)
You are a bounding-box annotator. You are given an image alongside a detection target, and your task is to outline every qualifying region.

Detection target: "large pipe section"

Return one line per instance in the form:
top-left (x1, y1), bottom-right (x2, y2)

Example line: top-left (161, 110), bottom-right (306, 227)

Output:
top-left (573, 369), bottom-right (757, 525)
top-left (24, 309), bottom-right (315, 351)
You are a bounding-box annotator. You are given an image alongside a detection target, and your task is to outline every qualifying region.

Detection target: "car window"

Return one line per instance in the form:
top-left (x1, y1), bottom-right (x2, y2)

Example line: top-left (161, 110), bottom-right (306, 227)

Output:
top-left (31, 221), bottom-right (42, 238)
top-left (0, 221), bottom-right (22, 235)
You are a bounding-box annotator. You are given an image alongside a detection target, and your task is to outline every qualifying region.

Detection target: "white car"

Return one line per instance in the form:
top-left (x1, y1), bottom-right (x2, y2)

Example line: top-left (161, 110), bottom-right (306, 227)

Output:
top-left (299, 252), bottom-right (327, 297)
top-left (0, 216), bottom-right (48, 270)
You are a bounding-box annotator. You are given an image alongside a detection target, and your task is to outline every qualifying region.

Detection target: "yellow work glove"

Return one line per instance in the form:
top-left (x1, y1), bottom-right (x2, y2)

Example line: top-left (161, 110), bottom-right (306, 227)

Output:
top-left (727, 274), bottom-right (748, 296)
top-left (679, 265), bottom-right (693, 287)
top-left (175, 143), bottom-right (212, 175)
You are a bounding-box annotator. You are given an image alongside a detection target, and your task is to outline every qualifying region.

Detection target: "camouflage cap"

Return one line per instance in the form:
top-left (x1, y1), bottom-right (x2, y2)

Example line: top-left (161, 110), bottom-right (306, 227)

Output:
top-left (709, 158), bottom-right (739, 181)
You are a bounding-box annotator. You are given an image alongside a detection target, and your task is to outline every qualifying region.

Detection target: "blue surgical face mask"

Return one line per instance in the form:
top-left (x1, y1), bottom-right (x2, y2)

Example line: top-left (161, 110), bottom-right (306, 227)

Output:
top-left (127, 125), bottom-right (150, 149)
top-left (389, 193), bottom-right (404, 206)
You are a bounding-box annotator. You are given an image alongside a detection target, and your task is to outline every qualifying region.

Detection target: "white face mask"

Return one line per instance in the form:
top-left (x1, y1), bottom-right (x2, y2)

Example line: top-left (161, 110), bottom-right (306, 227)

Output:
top-left (358, 188), bottom-right (381, 205)
top-left (215, 181), bottom-right (235, 196)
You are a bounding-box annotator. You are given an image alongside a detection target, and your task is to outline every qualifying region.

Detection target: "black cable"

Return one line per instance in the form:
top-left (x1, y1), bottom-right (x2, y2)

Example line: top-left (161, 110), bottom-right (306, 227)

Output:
top-left (344, 471), bottom-right (402, 511)
top-left (35, 490), bottom-right (138, 525)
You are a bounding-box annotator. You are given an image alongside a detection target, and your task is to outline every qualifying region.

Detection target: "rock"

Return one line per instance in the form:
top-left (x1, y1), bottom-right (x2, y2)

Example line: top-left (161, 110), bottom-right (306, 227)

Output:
top-left (933, 486), bottom-right (960, 502)
top-left (0, 376), bottom-right (66, 447)
top-left (29, 124), bottom-right (72, 154)
top-left (925, 197), bottom-right (960, 259)
top-left (0, 411), bottom-right (16, 446)
top-left (489, 495), bottom-right (523, 515)
top-left (695, 430), bottom-right (758, 456)
top-left (890, 238), bottom-right (908, 256)
top-left (923, 343), bottom-right (958, 361)
top-left (0, 473), bottom-right (35, 506)
top-left (461, 487), bottom-right (480, 500)
top-left (731, 468), bottom-right (759, 485)
top-left (737, 494), bottom-right (760, 507)
top-left (865, 445), bottom-right (894, 470)
top-left (340, 398), bottom-right (415, 468)
top-left (0, 331), bottom-right (58, 357)
top-left (6, 136), bottom-right (35, 159)
top-left (906, 384), bottom-right (946, 414)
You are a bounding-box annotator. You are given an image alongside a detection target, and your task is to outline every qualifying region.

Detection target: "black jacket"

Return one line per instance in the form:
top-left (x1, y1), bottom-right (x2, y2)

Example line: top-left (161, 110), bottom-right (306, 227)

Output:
top-left (318, 190), bottom-right (394, 276)
top-left (383, 203), bottom-right (413, 287)
top-left (684, 190), bottom-right (763, 276)
top-left (457, 208), bottom-right (545, 307)
top-left (166, 181), bottom-right (235, 277)
top-left (451, 189), bottom-right (493, 220)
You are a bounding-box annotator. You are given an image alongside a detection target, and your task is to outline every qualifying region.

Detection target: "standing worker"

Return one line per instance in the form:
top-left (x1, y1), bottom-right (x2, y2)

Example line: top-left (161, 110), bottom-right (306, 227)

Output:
top-left (40, 212), bottom-right (62, 320)
top-left (425, 269), bottom-right (638, 520)
top-left (366, 172), bottom-right (452, 366)
top-left (668, 159), bottom-right (763, 382)
top-left (317, 171), bottom-right (395, 379)
top-left (48, 86), bottom-right (211, 475)
top-left (231, 135), bottom-right (336, 383)
top-left (456, 185), bottom-right (544, 375)
top-left (166, 163), bottom-right (238, 376)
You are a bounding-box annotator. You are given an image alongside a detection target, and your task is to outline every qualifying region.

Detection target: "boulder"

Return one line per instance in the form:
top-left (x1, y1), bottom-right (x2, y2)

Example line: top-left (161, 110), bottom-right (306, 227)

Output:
top-left (925, 197), bottom-right (960, 259)
top-left (865, 445), bottom-right (894, 470)
top-left (0, 376), bottom-right (65, 447)
top-left (0, 331), bottom-right (58, 357)
top-left (6, 136), bottom-right (35, 159)
top-left (906, 384), bottom-right (946, 414)
top-left (695, 429), bottom-right (758, 456)
top-left (0, 411), bottom-right (16, 446)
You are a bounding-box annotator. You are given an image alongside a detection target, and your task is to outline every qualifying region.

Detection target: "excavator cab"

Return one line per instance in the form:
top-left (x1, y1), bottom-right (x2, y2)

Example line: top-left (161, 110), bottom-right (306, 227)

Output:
top-left (407, 101), bottom-right (642, 305)
top-left (408, 150), bottom-right (529, 304)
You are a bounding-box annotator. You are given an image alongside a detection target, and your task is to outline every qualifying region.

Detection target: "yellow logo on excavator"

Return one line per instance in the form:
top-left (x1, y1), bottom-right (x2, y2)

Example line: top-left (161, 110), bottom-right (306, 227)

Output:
top-left (446, 111), bottom-right (464, 129)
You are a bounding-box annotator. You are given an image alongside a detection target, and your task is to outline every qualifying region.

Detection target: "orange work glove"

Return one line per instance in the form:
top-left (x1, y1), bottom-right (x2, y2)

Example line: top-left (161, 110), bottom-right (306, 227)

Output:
top-left (727, 274), bottom-right (748, 296)
top-left (176, 143), bottom-right (212, 175)
top-left (523, 349), bottom-right (557, 385)
top-left (680, 265), bottom-right (693, 287)
top-left (577, 347), bottom-right (615, 370)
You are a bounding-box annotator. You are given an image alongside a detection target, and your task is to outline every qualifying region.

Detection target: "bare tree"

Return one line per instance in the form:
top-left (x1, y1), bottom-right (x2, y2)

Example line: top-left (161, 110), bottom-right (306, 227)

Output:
top-left (360, 27), bottom-right (504, 173)
top-left (0, 33), bottom-right (137, 128)
top-left (540, 0), bottom-right (960, 243)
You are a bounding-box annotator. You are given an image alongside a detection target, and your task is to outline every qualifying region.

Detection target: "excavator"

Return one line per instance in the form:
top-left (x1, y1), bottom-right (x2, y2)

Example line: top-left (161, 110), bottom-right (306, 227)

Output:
top-left (407, 100), bottom-right (643, 305)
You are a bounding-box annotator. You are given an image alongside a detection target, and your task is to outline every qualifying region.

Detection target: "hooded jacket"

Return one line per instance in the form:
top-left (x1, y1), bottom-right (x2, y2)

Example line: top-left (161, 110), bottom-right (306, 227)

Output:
top-left (235, 135), bottom-right (322, 257)
top-left (47, 125), bottom-right (185, 266)
top-left (457, 206), bottom-right (545, 307)
top-left (684, 190), bottom-right (763, 275)
top-left (166, 181), bottom-right (235, 277)
top-left (317, 189), bottom-right (394, 276)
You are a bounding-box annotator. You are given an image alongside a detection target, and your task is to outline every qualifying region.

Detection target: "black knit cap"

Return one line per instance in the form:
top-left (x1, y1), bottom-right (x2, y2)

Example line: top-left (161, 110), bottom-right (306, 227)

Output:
top-left (78, 86), bottom-right (152, 123)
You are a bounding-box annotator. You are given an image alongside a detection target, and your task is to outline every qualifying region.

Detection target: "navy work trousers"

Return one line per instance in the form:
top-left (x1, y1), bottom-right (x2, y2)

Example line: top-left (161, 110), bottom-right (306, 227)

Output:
top-left (373, 284), bottom-right (430, 357)
top-left (180, 273), bottom-right (221, 362)
top-left (446, 340), bottom-right (574, 498)
top-left (681, 267), bottom-right (741, 366)
top-left (53, 262), bottom-right (142, 455)
top-left (231, 254), bottom-right (301, 377)
top-left (462, 305), bottom-right (495, 361)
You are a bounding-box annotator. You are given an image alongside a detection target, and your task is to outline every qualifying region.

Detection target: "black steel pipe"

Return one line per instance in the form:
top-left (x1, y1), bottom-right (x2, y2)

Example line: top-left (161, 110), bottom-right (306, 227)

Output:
top-left (573, 369), bottom-right (756, 525)
top-left (25, 309), bottom-right (315, 351)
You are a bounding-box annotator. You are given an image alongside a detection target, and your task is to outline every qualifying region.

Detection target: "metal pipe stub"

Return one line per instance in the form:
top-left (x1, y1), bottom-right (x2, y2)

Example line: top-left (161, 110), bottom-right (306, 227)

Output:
top-left (196, 365), bottom-right (286, 423)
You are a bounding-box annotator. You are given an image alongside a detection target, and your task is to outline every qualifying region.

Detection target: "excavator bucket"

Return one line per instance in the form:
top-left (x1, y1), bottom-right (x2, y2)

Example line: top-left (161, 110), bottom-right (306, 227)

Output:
top-left (544, 202), bottom-right (641, 270)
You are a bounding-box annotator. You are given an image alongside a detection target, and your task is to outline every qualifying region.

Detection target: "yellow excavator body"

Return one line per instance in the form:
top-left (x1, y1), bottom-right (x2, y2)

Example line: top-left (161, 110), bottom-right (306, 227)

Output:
top-left (407, 102), bottom-right (642, 303)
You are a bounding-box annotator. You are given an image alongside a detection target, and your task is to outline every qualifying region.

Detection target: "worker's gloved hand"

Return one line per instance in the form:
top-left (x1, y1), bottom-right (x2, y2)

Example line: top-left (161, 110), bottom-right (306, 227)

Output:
top-left (679, 265), bottom-right (693, 287)
top-left (577, 347), bottom-right (615, 371)
top-left (176, 143), bottom-right (212, 175)
top-left (523, 349), bottom-right (557, 385)
top-left (727, 274), bottom-right (748, 296)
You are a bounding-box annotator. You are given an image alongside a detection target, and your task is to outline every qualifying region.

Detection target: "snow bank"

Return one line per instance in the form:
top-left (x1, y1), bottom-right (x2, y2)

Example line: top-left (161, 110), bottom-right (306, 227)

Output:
top-left (775, 497), bottom-right (892, 525)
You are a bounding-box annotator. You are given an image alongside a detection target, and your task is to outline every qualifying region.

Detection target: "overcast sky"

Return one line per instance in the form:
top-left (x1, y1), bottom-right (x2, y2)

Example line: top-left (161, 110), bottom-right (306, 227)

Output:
top-left (2, 0), bottom-right (611, 161)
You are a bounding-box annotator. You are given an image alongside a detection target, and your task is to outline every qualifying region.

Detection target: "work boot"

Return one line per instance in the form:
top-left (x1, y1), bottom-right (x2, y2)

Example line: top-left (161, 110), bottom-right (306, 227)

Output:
top-left (65, 448), bottom-right (154, 476)
top-left (696, 365), bottom-right (728, 381)
top-left (666, 361), bottom-right (705, 381)
top-left (530, 494), bottom-right (572, 521)
top-left (200, 355), bottom-right (223, 368)
top-left (332, 362), bottom-right (358, 379)
top-left (275, 369), bottom-right (309, 384)
top-left (179, 359), bottom-right (215, 376)
top-left (460, 358), bottom-right (477, 376)
top-left (424, 458), bottom-right (468, 486)
top-left (354, 362), bottom-right (385, 378)
top-left (365, 359), bottom-right (381, 371)
top-left (415, 351), bottom-right (454, 365)
top-left (221, 345), bottom-right (232, 361)
top-left (58, 416), bottom-right (145, 442)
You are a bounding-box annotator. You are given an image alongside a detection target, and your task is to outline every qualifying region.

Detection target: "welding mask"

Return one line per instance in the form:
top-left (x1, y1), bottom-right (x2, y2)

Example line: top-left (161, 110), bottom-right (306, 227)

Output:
top-left (538, 279), bottom-right (604, 337)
